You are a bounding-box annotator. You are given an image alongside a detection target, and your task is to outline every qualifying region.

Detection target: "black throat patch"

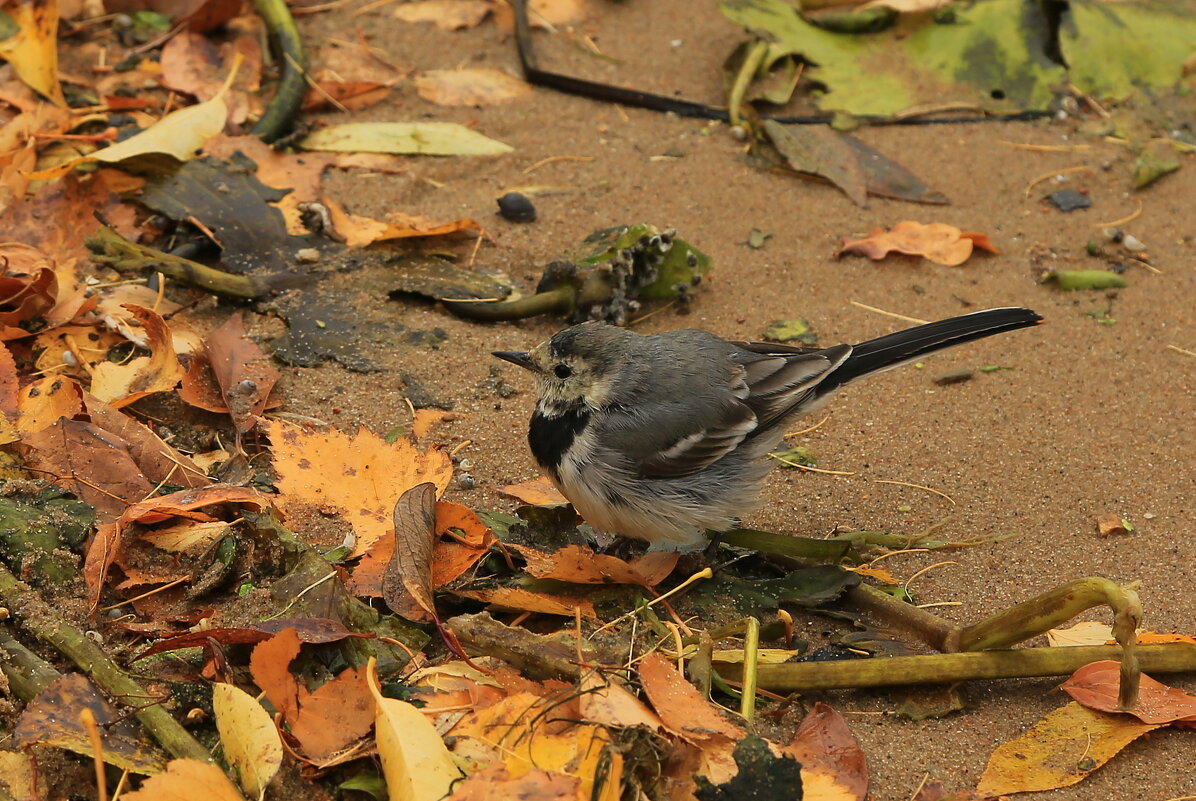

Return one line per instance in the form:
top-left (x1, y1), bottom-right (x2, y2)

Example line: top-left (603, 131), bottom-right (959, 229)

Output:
top-left (529, 406), bottom-right (591, 475)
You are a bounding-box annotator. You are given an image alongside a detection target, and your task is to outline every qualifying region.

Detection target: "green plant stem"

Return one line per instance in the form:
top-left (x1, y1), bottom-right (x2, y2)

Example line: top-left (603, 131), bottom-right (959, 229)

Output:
top-left (444, 288), bottom-right (576, 321)
top-left (848, 583), bottom-right (959, 652)
top-left (0, 562), bottom-right (212, 762)
top-left (714, 643), bottom-right (1196, 692)
top-left (720, 528), bottom-right (850, 561)
top-left (739, 617), bottom-right (759, 723)
top-left (0, 626), bottom-right (60, 701)
top-left (250, 0), bottom-right (307, 143)
top-left (727, 40), bottom-right (768, 127)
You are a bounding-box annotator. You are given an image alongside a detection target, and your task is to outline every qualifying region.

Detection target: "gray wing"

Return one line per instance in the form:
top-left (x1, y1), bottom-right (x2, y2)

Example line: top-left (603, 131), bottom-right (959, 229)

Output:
top-left (635, 341), bottom-right (852, 479)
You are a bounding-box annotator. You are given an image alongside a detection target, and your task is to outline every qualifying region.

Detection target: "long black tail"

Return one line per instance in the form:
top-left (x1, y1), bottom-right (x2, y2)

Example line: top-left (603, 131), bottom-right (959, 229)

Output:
top-left (819, 307), bottom-right (1042, 393)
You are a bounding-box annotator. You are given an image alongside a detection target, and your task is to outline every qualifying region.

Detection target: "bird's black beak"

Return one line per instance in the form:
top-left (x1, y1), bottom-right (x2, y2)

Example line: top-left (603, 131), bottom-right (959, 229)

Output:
top-left (492, 350), bottom-right (535, 371)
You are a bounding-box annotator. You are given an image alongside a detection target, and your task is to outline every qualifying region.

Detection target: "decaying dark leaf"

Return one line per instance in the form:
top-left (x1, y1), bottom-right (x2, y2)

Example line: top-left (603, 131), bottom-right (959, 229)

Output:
top-left (382, 482), bottom-right (439, 623)
top-left (763, 119), bottom-right (868, 207)
top-left (386, 253), bottom-right (513, 301)
top-left (695, 735), bottom-right (803, 801)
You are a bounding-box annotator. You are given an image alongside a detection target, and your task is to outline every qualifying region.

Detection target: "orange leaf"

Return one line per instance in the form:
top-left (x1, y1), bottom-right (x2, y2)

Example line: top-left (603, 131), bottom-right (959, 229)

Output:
top-left (637, 652), bottom-right (744, 744)
top-left (500, 476), bottom-right (569, 507)
top-left (836, 221), bottom-right (998, 267)
top-left (415, 69), bottom-right (532, 107)
top-left (445, 765), bottom-right (579, 800)
top-left (393, 0), bottom-right (492, 29)
top-left (578, 672), bottom-right (666, 731)
top-left (512, 544), bottom-right (678, 588)
top-left (202, 313), bottom-right (282, 432)
top-left (412, 408), bottom-right (461, 439)
top-left (267, 419), bottom-right (453, 558)
top-left (16, 375), bottom-right (83, 435)
top-left (781, 702), bottom-right (869, 801)
top-left (121, 758), bottom-right (243, 801)
top-left (324, 196), bottom-right (482, 247)
top-left (454, 587), bottom-right (596, 618)
top-left (1062, 660), bottom-right (1196, 724)
top-left (976, 702), bottom-right (1160, 795)
top-left (89, 305), bottom-right (184, 408)
top-left (249, 628), bottom-right (302, 721)
top-left (289, 666), bottom-right (375, 761)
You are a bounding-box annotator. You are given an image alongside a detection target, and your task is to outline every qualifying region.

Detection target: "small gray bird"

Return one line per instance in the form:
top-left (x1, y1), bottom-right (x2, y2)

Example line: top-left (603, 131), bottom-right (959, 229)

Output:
top-left (494, 307), bottom-right (1042, 551)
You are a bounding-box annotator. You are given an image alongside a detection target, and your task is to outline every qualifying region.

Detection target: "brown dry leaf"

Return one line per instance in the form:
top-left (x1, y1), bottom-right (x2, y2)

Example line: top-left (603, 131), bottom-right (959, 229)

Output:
top-left (512, 543), bottom-right (678, 587)
top-left (836, 221), bottom-right (998, 267)
top-left (202, 134), bottom-right (404, 234)
top-left (500, 476), bottom-right (569, 506)
top-left (383, 482), bottom-right (439, 622)
top-left (120, 758), bottom-right (244, 801)
top-left (89, 305), bottom-right (184, 408)
top-left (448, 691), bottom-right (621, 800)
top-left (303, 80), bottom-right (392, 112)
top-left (12, 673), bottom-right (166, 774)
top-left (454, 587), bottom-right (597, 618)
top-left (16, 375), bottom-right (83, 435)
top-left (266, 419), bottom-right (454, 558)
top-left (416, 69), bottom-right (532, 106)
top-left (1062, 660), bottom-right (1196, 724)
top-left (83, 394), bottom-right (209, 488)
top-left (21, 417), bottom-right (153, 522)
top-left (288, 666), bottom-right (375, 761)
top-left (0, 342), bottom-right (17, 442)
top-left (0, 749), bottom-right (37, 801)
top-left (637, 652), bottom-right (745, 744)
top-left (200, 313), bottom-right (281, 432)
top-left (1095, 512), bottom-right (1130, 537)
top-left (159, 27), bottom-right (262, 125)
top-left (0, 0), bottom-right (66, 105)
top-left (325, 195), bottom-right (483, 247)
top-left (393, 0), bottom-right (491, 29)
top-left (781, 702), bottom-right (868, 801)
top-left (0, 261), bottom-right (56, 339)
top-left (976, 702), bottom-right (1161, 795)
top-left (103, 0), bottom-right (244, 32)
top-left (4, 171), bottom-right (137, 265)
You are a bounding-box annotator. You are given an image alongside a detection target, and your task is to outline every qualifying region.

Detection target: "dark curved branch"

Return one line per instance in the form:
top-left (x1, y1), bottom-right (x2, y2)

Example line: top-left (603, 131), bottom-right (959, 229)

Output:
top-left (251, 0), bottom-right (308, 143)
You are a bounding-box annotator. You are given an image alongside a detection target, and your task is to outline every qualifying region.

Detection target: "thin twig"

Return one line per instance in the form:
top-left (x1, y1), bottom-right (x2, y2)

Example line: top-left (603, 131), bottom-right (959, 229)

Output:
top-left (849, 301), bottom-right (929, 326)
top-left (523, 155), bottom-right (595, 175)
top-left (1095, 200), bottom-right (1143, 229)
top-left (874, 478), bottom-right (957, 506)
top-left (1023, 165), bottom-right (1092, 198)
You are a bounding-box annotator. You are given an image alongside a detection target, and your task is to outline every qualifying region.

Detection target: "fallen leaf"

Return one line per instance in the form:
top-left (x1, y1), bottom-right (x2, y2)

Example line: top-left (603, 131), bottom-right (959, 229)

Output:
top-left (367, 657), bottom-right (463, 800)
top-left (512, 543), bottom-right (678, 587)
top-left (303, 79), bottom-right (392, 112)
top-left (1046, 621), bottom-right (1115, 648)
top-left (325, 196), bottom-right (483, 247)
top-left (83, 394), bottom-right (209, 488)
top-left (249, 628), bottom-right (302, 721)
top-left (15, 375), bottom-right (83, 435)
top-left (499, 476), bottom-right (569, 507)
top-left (493, 0), bottom-right (588, 30)
top-left (0, 750), bottom-right (37, 801)
top-left (445, 766), bottom-right (578, 801)
top-left (638, 652), bottom-right (744, 744)
top-left (383, 483), bottom-right (439, 623)
top-left (976, 702), bottom-right (1160, 795)
top-left (13, 674), bottom-right (166, 773)
top-left (454, 587), bottom-right (597, 618)
top-left (212, 682), bottom-right (283, 798)
top-left (412, 409), bottom-right (460, 439)
top-left (287, 666), bottom-right (375, 761)
top-left (393, 0), bottom-right (491, 29)
top-left (781, 702), bottom-right (868, 801)
top-left (579, 672), bottom-right (667, 731)
top-left (1062, 660), bottom-right (1196, 724)
top-left (416, 69), bottom-right (532, 106)
top-left (694, 735), bottom-right (803, 801)
top-left (762, 120), bottom-right (867, 207)
top-left (89, 305), bottom-right (184, 408)
top-left (836, 222), bottom-right (997, 267)
top-left (120, 758), bottom-right (244, 801)
top-left (201, 313), bottom-right (282, 432)
top-left (267, 419), bottom-right (453, 557)
top-left (0, 0), bottom-right (65, 105)
top-left (300, 121), bottom-right (513, 156)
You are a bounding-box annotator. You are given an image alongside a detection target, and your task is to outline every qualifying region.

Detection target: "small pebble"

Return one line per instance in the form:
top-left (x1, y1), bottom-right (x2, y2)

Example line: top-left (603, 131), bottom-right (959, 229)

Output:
top-left (295, 248), bottom-right (321, 263)
top-left (1047, 188), bottom-right (1092, 212)
top-left (457, 473), bottom-right (476, 490)
top-left (497, 192), bottom-right (536, 222)
top-left (1122, 234), bottom-right (1147, 253)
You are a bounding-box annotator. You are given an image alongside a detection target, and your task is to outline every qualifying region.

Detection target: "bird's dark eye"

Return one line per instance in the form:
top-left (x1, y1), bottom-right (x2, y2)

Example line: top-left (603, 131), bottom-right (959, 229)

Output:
top-left (553, 364), bottom-right (573, 379)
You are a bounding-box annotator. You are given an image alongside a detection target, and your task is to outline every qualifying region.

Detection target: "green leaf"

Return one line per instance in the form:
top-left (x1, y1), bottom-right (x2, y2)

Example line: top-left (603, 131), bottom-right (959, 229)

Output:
top-left (764, 317), bottom-right (817, 345)
top-left (770, 445), bottom-right (818, 467)
top-left (1043, 270), bottom-right (1127, 290)
top-left (300, 122), bottom-right (514, 156)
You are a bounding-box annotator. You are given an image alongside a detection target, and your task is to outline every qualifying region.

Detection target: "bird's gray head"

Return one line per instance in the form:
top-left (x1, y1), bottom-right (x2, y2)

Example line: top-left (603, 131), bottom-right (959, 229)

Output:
top-left (493, 321), bottom-right (638, 415)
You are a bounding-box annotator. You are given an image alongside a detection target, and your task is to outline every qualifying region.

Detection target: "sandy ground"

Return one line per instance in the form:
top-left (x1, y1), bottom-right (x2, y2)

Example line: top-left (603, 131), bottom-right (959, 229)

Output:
top-left (256, 2), bottom-right (1196, 797)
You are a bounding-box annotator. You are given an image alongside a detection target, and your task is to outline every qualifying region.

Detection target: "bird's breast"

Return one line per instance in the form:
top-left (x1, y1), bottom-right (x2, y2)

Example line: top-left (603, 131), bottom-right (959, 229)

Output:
top-left (529, 406), bottom-right (591, 475)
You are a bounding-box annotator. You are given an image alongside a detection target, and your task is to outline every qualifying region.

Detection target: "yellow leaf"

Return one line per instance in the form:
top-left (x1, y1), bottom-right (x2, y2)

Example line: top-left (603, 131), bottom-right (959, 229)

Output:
top-left (1046, 621), bottom-right (1115, 647)
top-left (266, 419), bottom-right (453, 556)
top-left (122, 759), bottom-right (244, 801)
top-left (0, 749), bottom-right (37, 801)
top-left (366, 657), bottom-right (462, 801)
top-left (415, 69), bottom-right (531, 107)
top-left (26, 53), bottom-right (241, 180)
top-left (976, 702), bottom-right (1161, 795)
top-left (89, 305), bottom-right (184, 408)
top-left (0, 0), bottom-right (65, 105)
top-left (212, 683), bottom-right (283, 799)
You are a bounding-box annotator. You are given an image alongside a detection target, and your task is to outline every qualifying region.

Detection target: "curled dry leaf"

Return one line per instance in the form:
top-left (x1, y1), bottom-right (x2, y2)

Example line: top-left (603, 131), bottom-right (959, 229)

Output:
top-left (324, 196), bottom-right (484, 247)
top-left (836, 221), bottom-right (998, 267)
top-left (383, 482), bottom-right (440, 623)
top-left (212, 682), bottom-right (283, 798)
top-left (500, 476), bottom-right (569, 507)
top-left (637, 652), bottom-right (744, 744)
top-left (0, 0), bottom-right (65, 105)
top-left (453, 587), bottom-right (597, 618)
top-left (781, 702), bottom-right (869, 801)
top-left (1062, 660), bottom-right (1196, 724)
top-left (189, 313), bottom-right (281, 432)
top-left (393, 0), bottom-right (492, 29)
top-left (415, 69), bottom-right (532, 107)
top-left (511, 543), bottom-right (678, 587)
top-left (89, 305), bottom-right (185, 408)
